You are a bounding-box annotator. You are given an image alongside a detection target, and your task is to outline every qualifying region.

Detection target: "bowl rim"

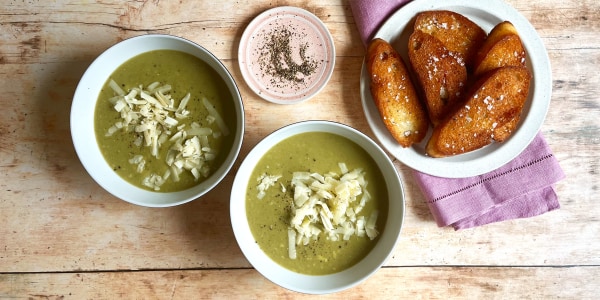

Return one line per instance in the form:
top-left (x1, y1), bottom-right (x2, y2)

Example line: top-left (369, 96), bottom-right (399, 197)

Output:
top-left (70, 34), bottom-right (245, 207)
top-left (230, 120), bottom-right (405, 294)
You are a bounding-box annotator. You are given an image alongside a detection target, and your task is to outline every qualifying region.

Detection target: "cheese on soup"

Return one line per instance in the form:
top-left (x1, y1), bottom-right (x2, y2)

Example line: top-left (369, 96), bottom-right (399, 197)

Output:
top-left (246, 132), bottom-right (388, 275)
top-left (94, 50), bottom-right (236, 192)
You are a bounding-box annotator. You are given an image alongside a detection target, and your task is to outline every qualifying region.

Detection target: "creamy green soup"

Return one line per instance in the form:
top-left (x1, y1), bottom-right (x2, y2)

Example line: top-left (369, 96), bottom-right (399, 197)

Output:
top-left (94, 50), bottom-right (236, 192)
top-left (246, 132), bottom-right (388, 275)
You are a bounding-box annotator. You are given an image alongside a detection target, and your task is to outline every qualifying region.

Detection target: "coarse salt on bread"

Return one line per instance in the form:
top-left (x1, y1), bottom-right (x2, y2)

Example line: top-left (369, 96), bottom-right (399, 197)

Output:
top-left (414, 10), bottom-right (487, 69)
top-left (408, 30), bottom-right (468, 126)
top-left (426, 66), bottom-right (532, 157)
top-left (474, 21), bottom-right (527, 77)
top-left (366, 38), bottom-right (428, 147)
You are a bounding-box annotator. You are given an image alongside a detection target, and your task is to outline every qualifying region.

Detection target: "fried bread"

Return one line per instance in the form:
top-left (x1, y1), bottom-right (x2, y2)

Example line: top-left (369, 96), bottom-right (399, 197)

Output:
top-left (408, 30), bottom-right (468, 126)
top-left (366, 38), bottom-right (428, 147)
top-left (426, 66), bottom-right (532, 157)
top-left (365, 10), bottom-right (532, 156)
top-left (474, 21), bottom-right (527, 76)
top-left (413, 10), bottom-right (487, 69)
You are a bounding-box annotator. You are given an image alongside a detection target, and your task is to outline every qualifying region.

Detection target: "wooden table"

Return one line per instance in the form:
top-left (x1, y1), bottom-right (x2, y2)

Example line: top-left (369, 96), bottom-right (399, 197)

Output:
top-left (1, 0), bottom-right (598, 298)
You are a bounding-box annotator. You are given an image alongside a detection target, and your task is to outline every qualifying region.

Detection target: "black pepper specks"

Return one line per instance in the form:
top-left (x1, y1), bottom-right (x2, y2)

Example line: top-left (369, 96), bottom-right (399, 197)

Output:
top-left (256, 25), bottom-right (320, 91)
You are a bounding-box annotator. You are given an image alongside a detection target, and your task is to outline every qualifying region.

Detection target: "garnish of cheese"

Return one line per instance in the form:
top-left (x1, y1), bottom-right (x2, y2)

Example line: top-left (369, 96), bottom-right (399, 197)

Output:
top-left (256, 173), bottom-right (282, 199)
top-left (254, 162), bottom-right (379, 260)
top-left (105, 79), bottom-right (230, 191)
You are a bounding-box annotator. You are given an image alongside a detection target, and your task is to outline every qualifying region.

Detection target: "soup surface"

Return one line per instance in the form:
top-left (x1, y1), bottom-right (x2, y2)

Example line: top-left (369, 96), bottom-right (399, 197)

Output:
top-left (94, 50), bottom-right (236, 192)
top-left (246, 132), bottom-right (388, 275)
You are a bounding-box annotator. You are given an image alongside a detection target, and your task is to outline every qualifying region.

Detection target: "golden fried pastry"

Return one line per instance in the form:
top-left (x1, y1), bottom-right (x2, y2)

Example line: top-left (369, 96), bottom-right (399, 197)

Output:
top-left (408, 30), bottom-right (468, 126)
top-left (473, 21), bottom-right (527, 77)
top-left (366, 38), bottom-right (429, 147)
top-left (426, 66), bottom-right (531, 157)
top-left (413, 10), bottom-right (487, 69)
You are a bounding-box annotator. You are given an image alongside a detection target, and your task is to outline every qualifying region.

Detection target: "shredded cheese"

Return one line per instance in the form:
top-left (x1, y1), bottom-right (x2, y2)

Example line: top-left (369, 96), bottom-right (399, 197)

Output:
top-left (106, 79), bottom-right (226, 191)
top-left (254, 163), bottom-right (380, 259)
top-left (256, 173), bottom-right (282, 199)
top-left (202, 97), bottom-right (230, 137)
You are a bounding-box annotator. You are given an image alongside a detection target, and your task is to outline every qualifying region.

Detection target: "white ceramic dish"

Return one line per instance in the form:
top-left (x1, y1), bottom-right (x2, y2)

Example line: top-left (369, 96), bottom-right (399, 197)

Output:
top-left (360, 0), bottom-right (552, 178)
top-left (230, 121), bottom-right (404, 294)
top-left (238, 6), bottom-right (335, 104)
top-left (71, 34), bottom-right (244, 207)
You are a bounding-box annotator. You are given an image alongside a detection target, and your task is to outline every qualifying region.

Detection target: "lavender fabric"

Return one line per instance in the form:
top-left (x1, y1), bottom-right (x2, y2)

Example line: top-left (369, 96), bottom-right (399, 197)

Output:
top-left (349, 0), bottom-right (565, 230)
top-left (350, 0), bottom-right (412, 45)
top-left (413, 133), bottom-right (564, 229)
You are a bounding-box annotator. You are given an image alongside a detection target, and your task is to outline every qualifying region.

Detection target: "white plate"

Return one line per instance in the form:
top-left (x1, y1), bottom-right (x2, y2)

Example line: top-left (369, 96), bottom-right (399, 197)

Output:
top-left (360, 0), bottom-right (552, 178)
top-left (239, 6), bottom-right (335, 104)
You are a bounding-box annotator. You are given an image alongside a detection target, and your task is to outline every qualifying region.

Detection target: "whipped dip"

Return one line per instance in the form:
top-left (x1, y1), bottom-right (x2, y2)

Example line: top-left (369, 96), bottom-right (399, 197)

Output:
top-left (239, 7), bottom-right (335, 104)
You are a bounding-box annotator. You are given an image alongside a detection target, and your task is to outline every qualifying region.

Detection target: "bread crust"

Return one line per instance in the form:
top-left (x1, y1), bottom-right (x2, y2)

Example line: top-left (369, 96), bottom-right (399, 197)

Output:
top-left (414, 10), bottom-right (487, 69)
top-left (408, 30), bottom-right (468, 126)
top-left (474, 21), bottom-right (526, 76)
top-left (426, 66), bottom-right (532, 157)
top-left (364, 11), bottom-right (532, 157)
top-left (366, 38), bottom-right (429, 147)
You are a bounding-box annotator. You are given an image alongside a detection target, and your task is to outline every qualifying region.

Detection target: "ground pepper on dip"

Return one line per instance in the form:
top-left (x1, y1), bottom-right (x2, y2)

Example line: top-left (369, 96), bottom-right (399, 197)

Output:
top-left (255, 25), bottom-right (321, 92)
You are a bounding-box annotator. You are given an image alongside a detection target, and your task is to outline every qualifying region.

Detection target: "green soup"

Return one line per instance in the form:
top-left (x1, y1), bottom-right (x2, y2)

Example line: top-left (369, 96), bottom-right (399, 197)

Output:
top-left (246, 132), bottom-right (388, 275)
top-left (94, 50), bottom-right (236, 192)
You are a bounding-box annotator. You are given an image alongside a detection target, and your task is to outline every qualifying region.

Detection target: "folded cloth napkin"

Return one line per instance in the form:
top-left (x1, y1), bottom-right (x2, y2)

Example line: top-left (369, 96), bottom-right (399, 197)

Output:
top-left (350, 0), bottom-right (412, 45)
top-left (349, 0), bottom-right (565, 230)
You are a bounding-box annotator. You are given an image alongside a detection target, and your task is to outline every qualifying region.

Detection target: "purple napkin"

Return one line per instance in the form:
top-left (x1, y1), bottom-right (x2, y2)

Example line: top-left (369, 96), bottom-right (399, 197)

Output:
top-left (350, 0), bottom-right (565, 230)
top-left (351, 0), bottom-right (412, 45)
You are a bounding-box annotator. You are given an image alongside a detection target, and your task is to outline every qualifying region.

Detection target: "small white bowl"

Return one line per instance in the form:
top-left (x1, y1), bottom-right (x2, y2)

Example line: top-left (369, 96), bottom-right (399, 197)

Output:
top-left (230, 121), bottom-right (404, 294)
top-left (238, 6), bottom-right (335, 104)
top-left (71, 34), bottom-right (244, 207)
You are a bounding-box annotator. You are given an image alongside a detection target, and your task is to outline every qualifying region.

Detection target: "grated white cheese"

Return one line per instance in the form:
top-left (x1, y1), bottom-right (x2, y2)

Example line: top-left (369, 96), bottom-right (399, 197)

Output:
top-left (202, 97), bottom-right (229, 137)
top-left (283, 163), bottom-right (379, 259)
top-left (109, 79), bottom-right (125, 96)
top-left (256, 173), bottom-right (282, 200)
top-left (288, 228), bottom-right (297, 260)
top-left (105, 79), bottom-right (226, 191)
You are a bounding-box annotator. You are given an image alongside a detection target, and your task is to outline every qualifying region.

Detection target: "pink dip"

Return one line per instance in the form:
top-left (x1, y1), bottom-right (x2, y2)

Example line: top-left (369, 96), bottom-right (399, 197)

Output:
top-left (239, 7), bottom-right (335, 104)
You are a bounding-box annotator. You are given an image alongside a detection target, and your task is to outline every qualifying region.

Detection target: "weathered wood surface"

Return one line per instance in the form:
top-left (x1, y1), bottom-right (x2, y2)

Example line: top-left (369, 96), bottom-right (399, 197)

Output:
top-left (2, 267), bottom-right (599, 299)
top-left (0, 0), bottom-right (598, 298)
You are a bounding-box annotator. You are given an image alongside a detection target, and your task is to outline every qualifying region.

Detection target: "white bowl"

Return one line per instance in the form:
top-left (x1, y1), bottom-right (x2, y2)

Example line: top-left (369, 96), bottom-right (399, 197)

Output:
top-left (238, 6), bottom-right (336, 104)
top-left (71, 34), bottom-right (244, 207)
top-left (230, 121), bottom-right (404, 294)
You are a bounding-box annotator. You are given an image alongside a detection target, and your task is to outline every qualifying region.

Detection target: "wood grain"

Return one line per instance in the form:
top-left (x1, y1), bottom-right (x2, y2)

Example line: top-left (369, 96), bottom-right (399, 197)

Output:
top-left (2, 267), bottom-right (599, 299)
top-left (0, 0), bottom-right (599, 298)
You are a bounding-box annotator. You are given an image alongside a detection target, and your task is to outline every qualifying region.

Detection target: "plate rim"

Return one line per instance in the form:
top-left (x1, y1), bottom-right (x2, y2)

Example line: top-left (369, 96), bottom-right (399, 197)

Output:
top-left (359, 0), bottom-right (552, 178)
